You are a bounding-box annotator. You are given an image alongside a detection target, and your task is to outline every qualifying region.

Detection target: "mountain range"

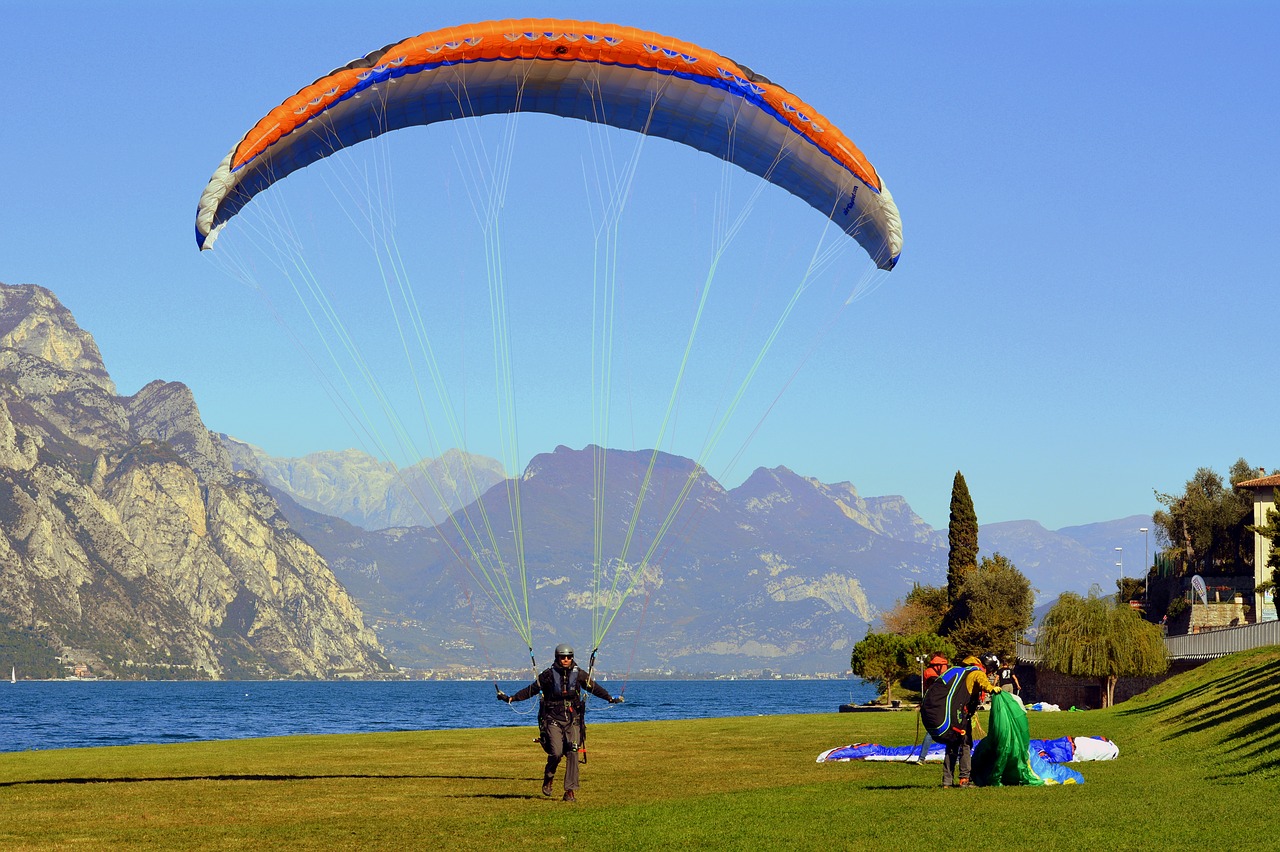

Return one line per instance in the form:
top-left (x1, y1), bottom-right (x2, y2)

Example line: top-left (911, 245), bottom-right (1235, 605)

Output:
top-left (219, 439), bottom-right (506, 530)
top-left (237, 440), bottom-right (1152, 674)
top-left (254, 445), bottom-right (945, 673)
top-left (980, 516), bottom-right (1155, 599)
top-left (0, 281), bottom-right (1152, 677)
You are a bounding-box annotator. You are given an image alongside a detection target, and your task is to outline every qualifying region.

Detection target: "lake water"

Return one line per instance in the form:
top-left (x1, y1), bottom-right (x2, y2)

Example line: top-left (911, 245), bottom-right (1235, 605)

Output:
top-left (0, 678), bottom-right (876, 753)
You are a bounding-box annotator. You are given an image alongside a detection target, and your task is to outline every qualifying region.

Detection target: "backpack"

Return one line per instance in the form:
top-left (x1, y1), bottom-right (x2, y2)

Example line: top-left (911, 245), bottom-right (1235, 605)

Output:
top-left (920, 666), bottom-right (978, 744)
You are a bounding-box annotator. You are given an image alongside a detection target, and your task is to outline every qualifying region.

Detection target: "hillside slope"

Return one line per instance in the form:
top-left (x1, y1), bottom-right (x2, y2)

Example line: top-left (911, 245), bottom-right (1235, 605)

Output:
top-left (1117, 644), bottom-right (1280, 782)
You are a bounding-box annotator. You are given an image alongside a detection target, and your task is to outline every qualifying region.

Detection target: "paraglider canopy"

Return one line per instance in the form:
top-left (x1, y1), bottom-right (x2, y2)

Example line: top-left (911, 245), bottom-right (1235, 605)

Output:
top-left (195, 17), bottom-right (902, 269)
top-left (194, 18), bottom-right (906, 666)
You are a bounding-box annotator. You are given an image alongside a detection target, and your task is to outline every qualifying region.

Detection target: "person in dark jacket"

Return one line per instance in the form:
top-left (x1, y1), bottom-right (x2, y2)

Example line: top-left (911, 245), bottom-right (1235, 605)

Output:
top-left (497, 643), bottom-right (622, 802)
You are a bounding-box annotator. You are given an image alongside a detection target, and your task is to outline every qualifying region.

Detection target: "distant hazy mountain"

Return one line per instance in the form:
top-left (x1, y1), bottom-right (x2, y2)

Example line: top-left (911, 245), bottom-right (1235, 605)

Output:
top-left (220, 438), bottom-right (507, 530)
top-left (979, 514), bottom-right (1156, 600)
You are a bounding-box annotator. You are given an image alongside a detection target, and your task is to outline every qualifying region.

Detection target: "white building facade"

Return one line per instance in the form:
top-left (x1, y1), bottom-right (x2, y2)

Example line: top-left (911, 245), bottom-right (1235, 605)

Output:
top-left (1238, 471), bottom-right (1279, 622)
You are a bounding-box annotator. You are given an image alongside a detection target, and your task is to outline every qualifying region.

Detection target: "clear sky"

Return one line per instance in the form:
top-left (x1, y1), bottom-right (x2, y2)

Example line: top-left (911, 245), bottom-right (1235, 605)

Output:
top-left (3, 1), bottom-right (1277, 532)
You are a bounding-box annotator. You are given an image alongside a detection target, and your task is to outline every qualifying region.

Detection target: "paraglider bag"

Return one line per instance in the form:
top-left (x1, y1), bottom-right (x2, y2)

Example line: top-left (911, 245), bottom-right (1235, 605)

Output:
top-left (537, 716), bottom-right (555, 755)
top-left (920, 667), bottom-right (976, 745)
top-left (937, 710), bottom-right (969, 745)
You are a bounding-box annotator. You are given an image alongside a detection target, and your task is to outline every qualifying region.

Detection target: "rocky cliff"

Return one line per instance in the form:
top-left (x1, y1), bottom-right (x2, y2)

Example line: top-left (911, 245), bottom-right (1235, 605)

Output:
top-left (0, 283), bottom-right (388, 679)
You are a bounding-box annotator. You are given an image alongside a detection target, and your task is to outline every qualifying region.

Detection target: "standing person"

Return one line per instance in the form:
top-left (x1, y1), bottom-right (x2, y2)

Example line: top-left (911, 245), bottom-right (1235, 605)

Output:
top-left (928, 654), bottom-right (1001, 788)
top-left (922, 653), bottom-right (950, 689)
top-left (497, 643), bottom-right (622, 802)
top-left (909, 653), bottom-right (951, 765)
top-left (996, 658), bottom-right (1021, 696)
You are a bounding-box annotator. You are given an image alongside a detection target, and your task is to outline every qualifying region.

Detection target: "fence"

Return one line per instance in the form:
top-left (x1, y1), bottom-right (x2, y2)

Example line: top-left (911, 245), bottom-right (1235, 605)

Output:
top-left (1018, 618), bottom-right (1280, 663)
top-left (1162, 619), bottom-right (1280, 660)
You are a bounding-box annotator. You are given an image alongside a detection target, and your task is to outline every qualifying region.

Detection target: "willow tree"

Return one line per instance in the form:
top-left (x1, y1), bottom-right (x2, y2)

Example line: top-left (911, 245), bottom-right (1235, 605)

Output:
top-left (1036, 591), bottom-right (1168, 707)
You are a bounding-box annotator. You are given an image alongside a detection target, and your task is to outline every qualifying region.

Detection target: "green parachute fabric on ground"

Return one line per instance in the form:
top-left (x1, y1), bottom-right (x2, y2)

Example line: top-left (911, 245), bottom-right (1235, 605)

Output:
top-left (971, 692), bottom-right (1044, 787)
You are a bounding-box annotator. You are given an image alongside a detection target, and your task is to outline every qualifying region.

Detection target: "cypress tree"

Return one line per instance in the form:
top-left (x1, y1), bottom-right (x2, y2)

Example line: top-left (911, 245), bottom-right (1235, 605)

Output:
top-left (947, 471), bottom-right (979, 604)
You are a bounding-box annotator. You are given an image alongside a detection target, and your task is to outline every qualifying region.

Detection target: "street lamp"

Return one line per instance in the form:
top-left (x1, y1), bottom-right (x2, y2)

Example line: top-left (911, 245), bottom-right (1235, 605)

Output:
top-left (1115, 547), bottom-right (1124, 600)
top-left (1140, 527), bottom-right (1150, 600)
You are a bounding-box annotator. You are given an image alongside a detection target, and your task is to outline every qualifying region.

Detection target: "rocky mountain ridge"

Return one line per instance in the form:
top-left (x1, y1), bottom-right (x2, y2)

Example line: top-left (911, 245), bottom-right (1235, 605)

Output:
top-left (271, 443), bottom-right (948, 673)
top-left (0, 283), bottom-right (388, 679)
top-left (255, 447), bottom-right (1152, 674)
top-left (980, 514), bottom-right (1157, 599)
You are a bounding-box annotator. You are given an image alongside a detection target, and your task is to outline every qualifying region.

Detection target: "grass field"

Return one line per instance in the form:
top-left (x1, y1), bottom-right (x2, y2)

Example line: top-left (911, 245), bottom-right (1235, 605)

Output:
top-left (2, 646), bottom-right (1277, 850)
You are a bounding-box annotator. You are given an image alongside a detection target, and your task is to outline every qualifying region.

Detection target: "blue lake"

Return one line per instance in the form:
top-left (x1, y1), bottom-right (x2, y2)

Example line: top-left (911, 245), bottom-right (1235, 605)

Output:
top-left (0, 678), bottom-right (877, 753)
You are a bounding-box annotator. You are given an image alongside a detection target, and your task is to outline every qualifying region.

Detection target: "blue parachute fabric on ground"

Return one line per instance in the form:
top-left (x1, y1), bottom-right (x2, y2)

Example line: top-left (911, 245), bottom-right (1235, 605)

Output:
top-left (1030, 736), bottom-right (1075, 764)
top-left (819, 731), bottom-right (1100, 770)
top-left (818, 743), bottom-right (885, 761)
top-left (817, 742), bottom-right (945, 762)
top-left (1030, 750), bottom-right (1085, 785)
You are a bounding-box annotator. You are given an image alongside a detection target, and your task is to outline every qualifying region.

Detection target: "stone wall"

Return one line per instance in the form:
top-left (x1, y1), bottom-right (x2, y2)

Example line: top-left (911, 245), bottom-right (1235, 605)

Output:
top-left (1015, 659), bottom-right (1205, 709)
top-left (1190, 599), bottom-right (1247, 631)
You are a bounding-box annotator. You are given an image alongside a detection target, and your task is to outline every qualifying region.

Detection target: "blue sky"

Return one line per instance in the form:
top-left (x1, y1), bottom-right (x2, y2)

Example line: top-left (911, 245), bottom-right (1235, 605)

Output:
top-left (3, 1), bottom-right (1277, 533)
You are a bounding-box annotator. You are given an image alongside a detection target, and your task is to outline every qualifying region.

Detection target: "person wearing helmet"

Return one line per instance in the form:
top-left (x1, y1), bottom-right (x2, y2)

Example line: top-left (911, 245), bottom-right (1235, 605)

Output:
top-left (940, 654), bottom-right (1002, 788)
top-left (497, 643), bottom-right (622, 802)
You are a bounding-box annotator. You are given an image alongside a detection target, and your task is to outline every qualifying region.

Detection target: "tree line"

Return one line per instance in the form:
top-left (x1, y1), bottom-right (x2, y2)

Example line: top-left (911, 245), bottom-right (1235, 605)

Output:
top-left (850, 471), bottom-right (1167, 708)
top-left (1152, 458), bottom-right (1279, 617)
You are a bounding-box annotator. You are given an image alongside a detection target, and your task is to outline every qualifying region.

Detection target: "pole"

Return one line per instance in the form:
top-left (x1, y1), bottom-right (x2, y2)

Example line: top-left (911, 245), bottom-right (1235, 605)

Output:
top-left (1115, 547), bottom-right (1123, 601)
top-left (1140, 527), bottom-right (1150, 602)
top-left (913, 655), bottom-right (926, 762)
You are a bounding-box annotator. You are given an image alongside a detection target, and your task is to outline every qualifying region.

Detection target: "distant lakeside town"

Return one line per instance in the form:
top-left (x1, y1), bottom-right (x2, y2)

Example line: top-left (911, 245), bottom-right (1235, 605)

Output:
top-left (20, 657), bottom-right (854, 683)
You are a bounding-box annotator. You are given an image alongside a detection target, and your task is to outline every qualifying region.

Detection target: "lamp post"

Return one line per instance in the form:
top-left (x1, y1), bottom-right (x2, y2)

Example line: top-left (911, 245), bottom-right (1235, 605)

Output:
top-left (1115, 546), bottom-right (1124, 601)
top-left (1140, 527), bottom-right (1150, 601)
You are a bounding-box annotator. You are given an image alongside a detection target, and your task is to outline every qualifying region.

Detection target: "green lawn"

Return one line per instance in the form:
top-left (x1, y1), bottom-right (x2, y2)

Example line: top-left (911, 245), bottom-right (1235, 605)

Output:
top-left (2, 647), bottom-right (1277, 850)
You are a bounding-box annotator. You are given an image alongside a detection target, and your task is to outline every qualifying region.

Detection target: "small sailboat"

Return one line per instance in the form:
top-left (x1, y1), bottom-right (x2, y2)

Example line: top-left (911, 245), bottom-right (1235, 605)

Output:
top-left (9, 666), bottom-right (14, 684)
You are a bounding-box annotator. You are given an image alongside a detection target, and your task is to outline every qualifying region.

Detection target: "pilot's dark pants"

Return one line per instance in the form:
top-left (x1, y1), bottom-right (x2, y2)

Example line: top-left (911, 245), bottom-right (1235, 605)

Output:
top-left (942, 727), bottom-right (973, 787)
top-left (542, 714), bottom-right (583, 791)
